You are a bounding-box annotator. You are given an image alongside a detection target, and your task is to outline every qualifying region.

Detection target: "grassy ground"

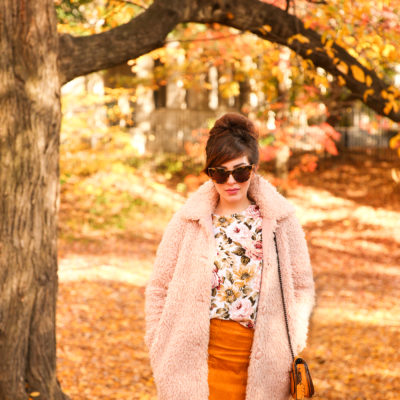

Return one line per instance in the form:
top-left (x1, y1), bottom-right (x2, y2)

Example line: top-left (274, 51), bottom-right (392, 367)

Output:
top-left (56, 152), bottom-right (400, 400)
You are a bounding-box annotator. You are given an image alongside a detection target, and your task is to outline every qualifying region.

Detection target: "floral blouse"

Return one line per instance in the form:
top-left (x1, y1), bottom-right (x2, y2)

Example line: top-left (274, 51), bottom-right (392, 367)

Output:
top-left (209, 203), bottom-right (263, 329)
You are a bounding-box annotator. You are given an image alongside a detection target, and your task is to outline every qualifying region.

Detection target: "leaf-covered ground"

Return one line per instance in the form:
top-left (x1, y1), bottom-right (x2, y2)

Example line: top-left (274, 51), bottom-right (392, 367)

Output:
top-left (56, 154), bottom-right (400, 400)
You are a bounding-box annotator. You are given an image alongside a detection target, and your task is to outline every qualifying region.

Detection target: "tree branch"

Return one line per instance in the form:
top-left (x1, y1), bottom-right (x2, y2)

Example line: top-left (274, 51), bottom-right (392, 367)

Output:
top-left (58, 1), bottom-right (179, 85)
top-left (184, 0), bottom-right (400, 122)
top-left (57, 0), bottom-right (400, 122)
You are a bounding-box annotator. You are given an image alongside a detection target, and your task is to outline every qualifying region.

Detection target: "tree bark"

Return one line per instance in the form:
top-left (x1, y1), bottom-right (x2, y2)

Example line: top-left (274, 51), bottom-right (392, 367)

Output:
top-left (0, 1), bottom-right (67, 399)
top-left (58, 0), bottom-right (400, 122)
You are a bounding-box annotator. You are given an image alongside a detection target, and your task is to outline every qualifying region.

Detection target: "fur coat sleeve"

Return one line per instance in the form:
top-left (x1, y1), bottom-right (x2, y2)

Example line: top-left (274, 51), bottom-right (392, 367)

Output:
top-left (280, 212), bottom-right (316, 353)
top-left (144, 211), bottom-right (185, 351)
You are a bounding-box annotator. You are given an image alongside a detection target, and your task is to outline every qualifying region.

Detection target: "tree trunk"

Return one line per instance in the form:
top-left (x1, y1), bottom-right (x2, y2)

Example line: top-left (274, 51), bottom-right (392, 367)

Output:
top-left (0, 1), bottom-right (67, 399)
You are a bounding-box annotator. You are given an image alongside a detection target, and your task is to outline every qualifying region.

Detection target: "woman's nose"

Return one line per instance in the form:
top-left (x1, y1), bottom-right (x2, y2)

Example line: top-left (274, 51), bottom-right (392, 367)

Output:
top-left (226, 172), bottom-right (236, 184)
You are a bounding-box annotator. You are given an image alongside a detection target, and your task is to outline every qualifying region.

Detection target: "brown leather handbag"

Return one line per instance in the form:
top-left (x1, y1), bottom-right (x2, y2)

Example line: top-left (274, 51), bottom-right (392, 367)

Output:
top-left (274, 233), bottom-right (315, 400)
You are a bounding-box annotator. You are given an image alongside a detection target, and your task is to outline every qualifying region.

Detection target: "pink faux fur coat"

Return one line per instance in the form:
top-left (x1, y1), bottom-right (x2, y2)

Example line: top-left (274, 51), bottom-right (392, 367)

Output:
top-left (144, 173), bottom-right (316, 400)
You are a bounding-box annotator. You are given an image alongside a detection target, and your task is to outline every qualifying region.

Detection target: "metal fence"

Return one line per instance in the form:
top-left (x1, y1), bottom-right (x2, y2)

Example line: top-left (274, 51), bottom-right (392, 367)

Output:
top-left (335, 127), bottom-right (398, 161)
top-left (147, 110), bottom-right (399, 162)
top-left (290, 126), bottom-right (399, 161)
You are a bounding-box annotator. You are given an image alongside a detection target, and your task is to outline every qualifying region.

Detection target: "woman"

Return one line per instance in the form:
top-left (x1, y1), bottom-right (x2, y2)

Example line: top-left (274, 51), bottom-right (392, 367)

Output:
top-left (144, 113), bottom-right (316, 400)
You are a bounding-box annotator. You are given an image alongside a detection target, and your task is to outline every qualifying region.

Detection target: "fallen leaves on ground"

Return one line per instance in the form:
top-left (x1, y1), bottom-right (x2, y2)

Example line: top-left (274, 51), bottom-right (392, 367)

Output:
top-left (57, 154), bottom-right (400, 399)
top-left (57, 281), bottom-right (154, 400)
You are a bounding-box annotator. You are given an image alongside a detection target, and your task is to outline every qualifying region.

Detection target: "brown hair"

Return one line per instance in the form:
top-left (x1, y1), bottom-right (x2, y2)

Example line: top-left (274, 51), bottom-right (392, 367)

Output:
top-left (202, 112), bottom-right (259, 176)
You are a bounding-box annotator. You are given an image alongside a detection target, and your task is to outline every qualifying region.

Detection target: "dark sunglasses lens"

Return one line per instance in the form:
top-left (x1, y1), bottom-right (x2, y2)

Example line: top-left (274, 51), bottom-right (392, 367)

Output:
top-left (209, 169), bottom-right (229, 183)
top-left (209, 165), bottom-right (252, 183)
top-left (232, 166), bottom-right (252, 182)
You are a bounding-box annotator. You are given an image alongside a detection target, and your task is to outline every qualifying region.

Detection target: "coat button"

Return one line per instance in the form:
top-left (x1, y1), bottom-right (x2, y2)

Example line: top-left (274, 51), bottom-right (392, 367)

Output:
top-left (255, 350), bottom-right (263, 360)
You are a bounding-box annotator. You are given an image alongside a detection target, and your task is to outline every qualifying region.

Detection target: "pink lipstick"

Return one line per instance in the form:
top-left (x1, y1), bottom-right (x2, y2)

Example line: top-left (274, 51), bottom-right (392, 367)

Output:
top-left (226, 189), bottom-right (239, 194)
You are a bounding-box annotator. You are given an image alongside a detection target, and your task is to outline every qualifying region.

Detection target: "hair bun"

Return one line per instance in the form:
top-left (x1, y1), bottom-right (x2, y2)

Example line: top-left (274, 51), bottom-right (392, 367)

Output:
top-left (209, 112), bottom-right (259, 140)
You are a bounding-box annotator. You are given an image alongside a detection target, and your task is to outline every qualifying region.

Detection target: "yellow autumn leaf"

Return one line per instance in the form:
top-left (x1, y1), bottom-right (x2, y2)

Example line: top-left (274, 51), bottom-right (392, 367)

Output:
top-left (327, 49), bottom-right (335, 59)
top-left (287, 34), bottom-right (310, 45)
top-left (366, 75), bottom-right (372, 87)
top-left (348, 48), bottom-right (359, 59)
top-left (372, 44), bottom-right (380, 53)
top-left (30, 393), bottom-right (40, 398)
top-left (358, 56), bottom-right (369, 68)
top-left (304, 20), bottom-right (311, 29)
top-left (383, 101), bottom-right (392, 115)
top-left (381, 90), bottom-right (388, 99)
top-left (335, 37), bottom-right (346, 48)
top-left (337, 62), bottom-right (348, 75)
top-left (386, 85), bottom-right (400, 98)
top-left (262, 24), bottom-right (272, 32)
top-left (226, 12), bottom-right (234, 19)
top-left (258, 27), bottom-right (267, 35)
top-left (338, 76), bottom-right (346, 86)
top-left (382, 44), bottom-right (395, 57)
top-left (389, 133), bottom-right (400, 149)
top-left (363, 89), bottom-right (374, 102)
top-left (325, 39), bottom-right (334, 49)
top-left (306, 59), bottom-right (315, 68)
top-left (306, 49), bottom-right (312, 55)
top-left (351, 65), bottom-right (365, 83)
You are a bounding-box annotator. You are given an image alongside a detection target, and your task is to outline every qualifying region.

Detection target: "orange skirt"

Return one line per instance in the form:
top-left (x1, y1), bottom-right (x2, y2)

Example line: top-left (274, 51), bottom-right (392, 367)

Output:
top-left (208, 318), bottom-right (255, 400)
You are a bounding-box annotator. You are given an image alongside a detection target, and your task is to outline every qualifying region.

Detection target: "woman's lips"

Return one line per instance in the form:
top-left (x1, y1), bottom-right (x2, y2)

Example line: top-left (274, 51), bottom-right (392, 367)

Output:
top-left (226, 189), bottom-right (239, 194)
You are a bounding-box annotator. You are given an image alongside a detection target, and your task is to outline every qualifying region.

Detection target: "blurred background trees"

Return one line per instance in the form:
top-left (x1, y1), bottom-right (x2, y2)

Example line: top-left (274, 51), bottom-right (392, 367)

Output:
top-left (57, 0), bottom-right (400, 190)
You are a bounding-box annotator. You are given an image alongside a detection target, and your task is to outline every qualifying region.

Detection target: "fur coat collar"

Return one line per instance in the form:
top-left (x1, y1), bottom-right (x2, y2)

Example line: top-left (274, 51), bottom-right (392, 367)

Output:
top-left (179, 172), bottom-right (296, 223)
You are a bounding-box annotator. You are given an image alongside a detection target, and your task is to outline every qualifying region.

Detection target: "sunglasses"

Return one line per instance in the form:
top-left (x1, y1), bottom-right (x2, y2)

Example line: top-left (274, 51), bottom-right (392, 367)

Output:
top-left (207, 164), bottom-right (255, 184)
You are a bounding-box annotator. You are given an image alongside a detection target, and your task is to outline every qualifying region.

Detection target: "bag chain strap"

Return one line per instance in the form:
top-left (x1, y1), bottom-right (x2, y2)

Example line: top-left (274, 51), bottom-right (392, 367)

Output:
top-left (274, 232), bottom-right (295, 361)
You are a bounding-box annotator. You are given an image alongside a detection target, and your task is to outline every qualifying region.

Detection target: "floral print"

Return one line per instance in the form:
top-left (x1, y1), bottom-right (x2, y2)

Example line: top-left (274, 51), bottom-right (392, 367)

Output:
top-left (209, 203), bottom-right (263, 329)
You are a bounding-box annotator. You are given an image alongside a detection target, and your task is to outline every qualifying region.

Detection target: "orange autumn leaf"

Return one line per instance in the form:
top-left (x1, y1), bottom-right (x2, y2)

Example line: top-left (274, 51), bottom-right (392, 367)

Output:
top-left (351, 64), bottom-right (365, 83)
top-left (337, 62), bottom-right (348, 75)
top-left (363, 89), bottom-right (374, 102)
